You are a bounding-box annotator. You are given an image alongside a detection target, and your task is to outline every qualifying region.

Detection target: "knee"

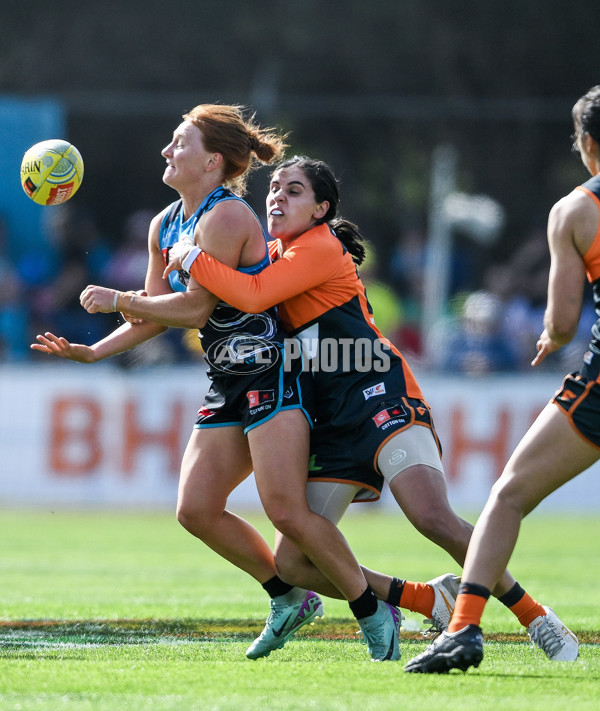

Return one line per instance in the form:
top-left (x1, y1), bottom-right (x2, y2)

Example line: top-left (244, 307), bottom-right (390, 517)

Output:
top-left (488, 473), bottom-right (528, 514)
top-left (274, 549), bottom-right (307, 586)
top-left (412, 510), bottom-right (452, 542)
top-left (176, 496), bottom-right (218, 538)
top-left (410, 505), bottom-right (472, 548)
top-left (176, 498), bottom-right (197, 534)
top-left (264, 501), bottom-right (304, 542)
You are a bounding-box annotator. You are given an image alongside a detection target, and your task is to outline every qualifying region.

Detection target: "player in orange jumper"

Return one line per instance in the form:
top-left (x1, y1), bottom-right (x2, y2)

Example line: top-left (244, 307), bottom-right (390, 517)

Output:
top-left (163, 155), bottom-right (568, 661)
top-left (405, 87), bottom-right (600, 673)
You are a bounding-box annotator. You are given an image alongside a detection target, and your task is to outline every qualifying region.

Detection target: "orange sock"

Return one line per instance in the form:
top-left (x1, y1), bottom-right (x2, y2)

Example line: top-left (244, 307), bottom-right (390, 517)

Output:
top-left (397, 581), bottom-right (435, 617)
top-left (448, 592), bottom-right (488, 633)
top-left (508, 593), bottom-right (545, 628)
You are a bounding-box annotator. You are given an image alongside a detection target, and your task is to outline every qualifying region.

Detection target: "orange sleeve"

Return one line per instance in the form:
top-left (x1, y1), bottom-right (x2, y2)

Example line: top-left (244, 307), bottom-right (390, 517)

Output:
top-left (188, 227), bottom-right (341, 312)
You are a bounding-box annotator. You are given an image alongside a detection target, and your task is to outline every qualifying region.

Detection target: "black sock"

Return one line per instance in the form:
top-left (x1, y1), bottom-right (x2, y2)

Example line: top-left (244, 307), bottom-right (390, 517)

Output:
top-left (349, 585), bottom-right (379, 620)
top-left (387, 577), bottom-right (405, 607)
top-left (497, 581), bottom-right (525, 608)
top-left (458, 581), bottom-right (491, 600)
top-left (262, 575), bottom-right (294, 599)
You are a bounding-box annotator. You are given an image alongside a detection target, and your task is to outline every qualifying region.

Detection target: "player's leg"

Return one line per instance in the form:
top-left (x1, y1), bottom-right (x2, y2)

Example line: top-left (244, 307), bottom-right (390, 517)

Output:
top-left (248, 409), bottom-right (400, 661)
top-left (274, 480), bottom-right (458, 632)
top-left (382, 428), bottom-right (514, 597)
top-left (176, 425), bottom-right (275, 582)
top-left (382, 424), bottom-right (562, 641)
top-left (249, 409), bottom-right (368, 601)
top-left (406, 404), bottom-right (589, 673)
top-left (273, 481), bottom-right (358, 598)
top-left (245, 480), bottom-right (355, 660)
top-left (272, 424), bottom-right (461, 631)
top-left (461, 401), bottom-right (599, 598)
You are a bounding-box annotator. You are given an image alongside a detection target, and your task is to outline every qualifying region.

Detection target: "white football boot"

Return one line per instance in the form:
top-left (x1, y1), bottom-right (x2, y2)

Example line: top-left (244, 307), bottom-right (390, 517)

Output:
top-left (527, 606), bottom-right (579, 661)
top-left (422, 573), bottom-right (461, 634)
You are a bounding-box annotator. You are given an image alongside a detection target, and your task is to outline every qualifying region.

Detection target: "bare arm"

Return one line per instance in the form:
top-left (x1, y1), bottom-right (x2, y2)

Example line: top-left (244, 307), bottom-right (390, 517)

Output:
top-left (80, 212), bottom-right (219, 329)
top-left (80, 199), bottom-right (261, 326)
top-left (162, 225), bottom-right (341, 313)
top-left (31, 320), bottom-right (166, 363)
top-left (32, 210), bottom-right (180, 362)
top-left (532, 191), bottom-right (590, 366)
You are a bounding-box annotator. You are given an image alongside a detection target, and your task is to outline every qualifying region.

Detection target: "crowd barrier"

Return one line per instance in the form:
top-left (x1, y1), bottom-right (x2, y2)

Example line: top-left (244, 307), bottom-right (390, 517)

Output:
top-left (1, 363), bottom-right (598, 512)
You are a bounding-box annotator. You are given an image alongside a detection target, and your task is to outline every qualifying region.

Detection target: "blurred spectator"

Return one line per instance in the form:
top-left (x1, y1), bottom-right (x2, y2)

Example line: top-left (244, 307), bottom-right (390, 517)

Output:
top-left (100, 207), bottom-right (198, 367)
top-left (102, 208), bottom-right (154, 290)
top-left (389, 227), bottom-right (427, 306)
top-left (433, 290), bottom-right (518, 375)
top-left (29, 204), bottom-right (117, 346)
top-left (0, 215), bottom-right (30, 361)
top-left (507, 226), bottom-right (550, 312)
top-left (388, 227), bottom-right (426, 358)
top-left (482, 227), bottom-right (566, 372)
top-left (481, 263), bottom-right (542, 371)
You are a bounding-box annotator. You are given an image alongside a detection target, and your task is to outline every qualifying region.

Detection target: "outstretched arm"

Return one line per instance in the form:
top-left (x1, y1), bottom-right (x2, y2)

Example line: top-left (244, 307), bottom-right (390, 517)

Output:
top-left (31, 319), bottom-right (166, 363)
top-left (31, 209), bottom-right (204, 363)
top-left (81, 200), bottom-right (265, 326)
top-left (163, 227), bottom-right (340, 313)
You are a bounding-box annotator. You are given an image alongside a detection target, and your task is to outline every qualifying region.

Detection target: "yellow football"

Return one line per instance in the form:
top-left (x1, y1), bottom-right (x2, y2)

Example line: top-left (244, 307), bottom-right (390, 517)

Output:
top-left (20, 139), bottom-right (84, 206)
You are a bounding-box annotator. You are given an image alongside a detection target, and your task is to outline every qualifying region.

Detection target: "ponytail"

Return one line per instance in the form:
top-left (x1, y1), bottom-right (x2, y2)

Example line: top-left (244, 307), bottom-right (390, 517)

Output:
top-left (248, 130), bottom-right (287, 165)
top-left (330, 218), bottom-right (367, 265)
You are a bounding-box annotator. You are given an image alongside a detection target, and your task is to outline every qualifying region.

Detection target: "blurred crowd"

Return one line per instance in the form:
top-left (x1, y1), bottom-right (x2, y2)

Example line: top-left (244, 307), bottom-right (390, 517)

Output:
top-left (2, 205), bottom-right (197, 368)
top-left (2, 205), bottom-right (594, 373)
top-left (375, 224), bottom-right (596, 375)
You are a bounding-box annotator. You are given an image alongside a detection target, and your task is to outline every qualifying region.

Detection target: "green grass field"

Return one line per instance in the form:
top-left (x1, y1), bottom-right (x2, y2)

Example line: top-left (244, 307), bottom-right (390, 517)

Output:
top-left (0, 508), bottom-right (598, 710)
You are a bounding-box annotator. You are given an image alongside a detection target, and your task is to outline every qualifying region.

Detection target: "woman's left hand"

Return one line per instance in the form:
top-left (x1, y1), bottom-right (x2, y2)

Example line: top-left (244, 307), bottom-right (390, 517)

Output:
top-left (531, 328), bottom-right (561, 367)
top-left (163, 237), bottom-right (195, 279)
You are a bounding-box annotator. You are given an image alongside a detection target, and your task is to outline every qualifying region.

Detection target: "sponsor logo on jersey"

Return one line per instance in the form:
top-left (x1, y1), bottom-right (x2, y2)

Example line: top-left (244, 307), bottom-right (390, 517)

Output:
top-left (308, 454), bottom-right (322, 471)
top-left (207, 335), bottom-right (280, 374)
top-left (363, 382), bottom-right (386, 400)
top-left (197, 406), bottom-right (216, 418)
top-left (247, 390), bottom-right (275, 408)
top-left (372, 404), bottom-right (409, 429)
top-left (372, 409), bottom-right (391, 426)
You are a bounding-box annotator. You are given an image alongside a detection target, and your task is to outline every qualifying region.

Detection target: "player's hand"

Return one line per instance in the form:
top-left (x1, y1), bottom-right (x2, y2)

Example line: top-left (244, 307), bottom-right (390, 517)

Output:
top-left (120, 290), bottom-right (147, 325)
top-left (30, 332), bottom-right (96, 363)
top-left (531, 328), bottom-right (560, 367)
top-left (80, 285), bottom-right (120, 314)
top-left (163, 237), bottom-right (196, 279)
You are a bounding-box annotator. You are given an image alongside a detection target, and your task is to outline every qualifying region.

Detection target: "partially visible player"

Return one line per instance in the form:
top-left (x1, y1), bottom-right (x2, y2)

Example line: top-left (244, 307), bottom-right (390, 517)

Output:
top-left (403, 86), bottom-right (600, 673)
top-left (160, 155), bottom-right (566, 660)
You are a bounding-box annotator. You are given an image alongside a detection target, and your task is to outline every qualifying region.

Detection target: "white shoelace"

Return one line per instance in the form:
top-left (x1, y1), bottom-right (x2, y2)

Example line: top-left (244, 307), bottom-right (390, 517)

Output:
top-left (529, 617), bottom-right (564, 656)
